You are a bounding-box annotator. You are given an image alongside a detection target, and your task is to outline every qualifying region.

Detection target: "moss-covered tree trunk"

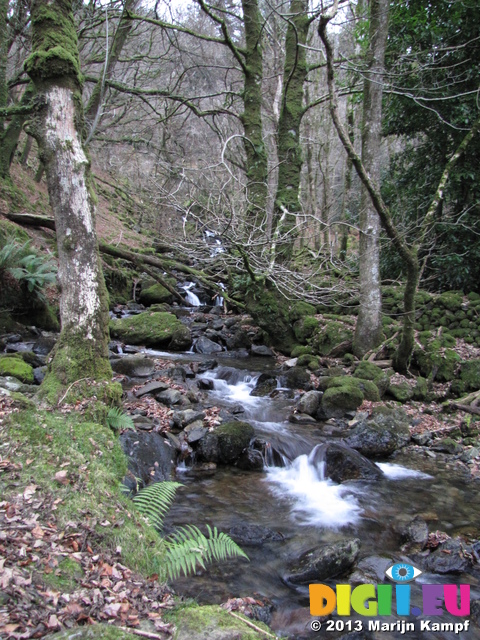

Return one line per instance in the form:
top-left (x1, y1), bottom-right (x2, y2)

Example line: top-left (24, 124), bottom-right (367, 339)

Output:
top-left (241, 0), bottom-right (268, 232)
top-left (353, 0), bottom-right (388, 357)
top-left (272, 0), bottom-right (310, 261)
top-left (25, 0), bottom-right (113, 403)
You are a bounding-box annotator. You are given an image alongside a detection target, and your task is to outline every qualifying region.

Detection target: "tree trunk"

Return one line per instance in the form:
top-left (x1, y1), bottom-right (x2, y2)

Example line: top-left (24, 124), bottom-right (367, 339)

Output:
top-left (25, 0), bottom-right (114, 404)
top-left (0, 84), bottom-right (35, 179)
top-left (0, 0), bottom-right (9, 179)
top-left (241, 0), bottom-right (268, 232)
top-left (272, 0), bottom-right (310, 260)
top-left (339, 108), bottom-right (354, 261)
top-left (84, 0), bottom-right (138, 141)
top-left (353, 0), bottom-right (388, 357)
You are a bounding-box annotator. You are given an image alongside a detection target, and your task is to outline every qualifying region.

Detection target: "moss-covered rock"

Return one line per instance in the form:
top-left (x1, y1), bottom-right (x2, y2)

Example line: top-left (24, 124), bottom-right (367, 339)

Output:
top-left (413, 331), bottom-right (461, 382)
top-left (311, 319), bottom-right (353, 356)
top-left (293, 315), bottom-right (319, 343)
top-left (320, 379), bottom-right (365, 419)
top-left (345, 406), bottom-right (411, 457)
top-left (353, 362), bottom-right (390, 396)
top-left (291, 345), bottom-right (312, 358)
top-left (450, 359), bottom-right (480, 397)
top-left (139, 283), bottom-right (173, 306)
top-left (245, 286), bottom-right (296, 353)
top-left (327, 376), bottom-right (380, 402)
top-left (288, 301), bottom-right (317, 322)
top-left (172, 604), bottom-right (270, 640)
top-left (0, 355), bottom-right (34, 384)
top-left (413, 377), bottom-right (428, 400)
top-left (387, 380), bottom-right (414, 403)
top-left (51, 626), bottom-right (138, 640)
top-left (196, 421), bottom-right (255, 465)
top-left (438, 291), bottom-right (464, 312)
top-left (110, 311), bottom-right (192, 350)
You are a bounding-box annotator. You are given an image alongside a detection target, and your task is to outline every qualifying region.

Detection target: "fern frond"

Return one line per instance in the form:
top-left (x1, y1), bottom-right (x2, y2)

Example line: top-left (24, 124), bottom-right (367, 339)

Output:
top-left (164, 524), bottom-right (249, 580)
top-left (133, 481), bottom-right (184, 530)
top-left (106, 407), bottom-right (135, 431)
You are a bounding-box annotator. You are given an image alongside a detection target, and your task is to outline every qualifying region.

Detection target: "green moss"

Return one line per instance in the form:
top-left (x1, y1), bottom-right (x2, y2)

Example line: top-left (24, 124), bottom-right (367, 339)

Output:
top-left (388, 380), bottom-right (413, 403)
top-left (414, 333), bottom-right (461, 382)
top-left (288, 301), bottom-right (316, 321)
top-left (321, 383), bottom-right (364, 418)
top-left (139, 283), bottom-right (172, 306)
top-left (169, 604), bottom-right (270, 640)
top-left (43, 557), bottom-right (84, 592)
top-left (25, 1), bottom-right (81, 83)
top-left (327, 375), bottom-right (380, 402)
top-left (438, 291), bottom-right (464, 312)
top-left (1, 409), bottom-right (165, 578)
top-left (0, 354), bottom-right (34, 383)
top-left (311, 319), bottom-right (353, 356)
top-left (291, 345), bottom-right (312, 357)
top-left (293, 315), bottom-right (320, 343)
top-left (245, 286), bottom-right (296, 353)
top-left (413, 376), bottom-right (428, 400)
top-left (51, 624), bottom-right (138, 639)
top-left (110, 311), bottom-right (191, 350)
top-left (353, 362), bottom-right (390, 396)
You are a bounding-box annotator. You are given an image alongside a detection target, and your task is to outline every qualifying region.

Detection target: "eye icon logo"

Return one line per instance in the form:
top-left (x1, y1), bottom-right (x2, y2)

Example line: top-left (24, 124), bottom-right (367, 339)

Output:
top-left (386, 563), bottom-right (422, 583)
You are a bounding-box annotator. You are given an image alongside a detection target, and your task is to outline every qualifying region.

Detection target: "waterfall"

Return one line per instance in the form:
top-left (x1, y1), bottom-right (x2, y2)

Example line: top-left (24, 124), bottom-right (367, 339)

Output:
top-left (182, 282), bottom-right (201, 306)
top-left (215, 282), bottom-right (225, 307)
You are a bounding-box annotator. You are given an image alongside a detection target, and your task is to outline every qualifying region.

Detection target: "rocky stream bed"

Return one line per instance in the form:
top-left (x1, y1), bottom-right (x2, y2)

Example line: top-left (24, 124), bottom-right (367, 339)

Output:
top-left (2, 301), bottom-right (480, 639)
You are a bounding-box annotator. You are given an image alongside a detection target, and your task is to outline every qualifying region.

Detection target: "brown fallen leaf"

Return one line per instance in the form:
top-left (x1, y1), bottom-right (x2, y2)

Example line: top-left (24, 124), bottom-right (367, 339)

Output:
top-left (55, 470), bottom-right (69, 485)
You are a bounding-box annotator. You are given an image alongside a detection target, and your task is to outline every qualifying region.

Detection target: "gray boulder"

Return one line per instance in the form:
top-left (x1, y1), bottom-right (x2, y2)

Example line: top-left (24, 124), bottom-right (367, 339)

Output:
top-left (297, 390), bottom-right (322, 417)
top-left (345, 406), bottom-right (411, 458)
top-left (121, 431), bottom-right (174, 489)
top-left (195, 336), bottom-right (223, 354)
top-left (423, 538), bottom-right (471, 574)
top-left (251, 373), bottom-right (277, 397)
top-left (110, 355), bottom-right (155, 378)
top-left (310, 443), bottom-right (384, 483)
top-left (250, 344), bottom-right (274, 357)
top-left (135, 380), bottom-right (169, 398)
top-left (285, 539), bottom-right (360, 585)
top-left (156, 388), bottom-right (183, 406)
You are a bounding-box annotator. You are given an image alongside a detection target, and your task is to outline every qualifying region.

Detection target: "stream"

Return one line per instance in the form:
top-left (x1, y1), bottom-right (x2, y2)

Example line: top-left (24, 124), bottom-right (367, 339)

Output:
top-left (119, 338), bottom-right (480, 639)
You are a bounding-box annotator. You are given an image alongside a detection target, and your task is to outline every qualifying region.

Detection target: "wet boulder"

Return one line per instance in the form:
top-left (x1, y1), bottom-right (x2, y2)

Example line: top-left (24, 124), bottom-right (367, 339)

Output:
top-left (401, 515), bottom-right (429, 549)
top-left (195, 421), bottom-right (255, 465)
top-left (250, 344), bottom-right (274, 357)
top-left (229, 523), bottom-right (284, 546)
top-left (195, 336), bottom-right (223, 354)
top-left (235, 448), bottom-right (264, 471)
top-left (110, 355), bottom-right (155, 378)
top-left (349, 555), bottom-right (393, 585)
top-left (422, 538), bottom-right (472, 574)
top-left (310, 443), bottom-right (384, 483)
top-left (251, 373), bottom-right (277, 397)
top-left (120, 431), bottom-right (175, 489)
top-left (345, 406), bottom-right (411, 458)
top-left (33, 333), bottom-right (57, 355)
top-left (285, 538), bottom-right (360, 585)
top-left (284, 367), bottom-right (312, 391)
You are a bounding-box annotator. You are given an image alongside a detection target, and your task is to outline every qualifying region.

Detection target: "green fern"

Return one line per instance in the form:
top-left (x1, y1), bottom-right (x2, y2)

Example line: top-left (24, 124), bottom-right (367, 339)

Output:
top-left (164, 524), bottom-right (249, 580)
top-left (106, 407), bottom-right (135, 431)
top-left (131, 482), bottom-right (249, 580)
top-left (133, 481), bottom-right (184, 530)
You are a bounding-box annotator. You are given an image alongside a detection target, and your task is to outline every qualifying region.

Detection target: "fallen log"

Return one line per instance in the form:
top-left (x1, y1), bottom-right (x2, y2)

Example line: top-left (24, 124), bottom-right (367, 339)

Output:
top-left (4, 211), bottom-right (243, 309)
